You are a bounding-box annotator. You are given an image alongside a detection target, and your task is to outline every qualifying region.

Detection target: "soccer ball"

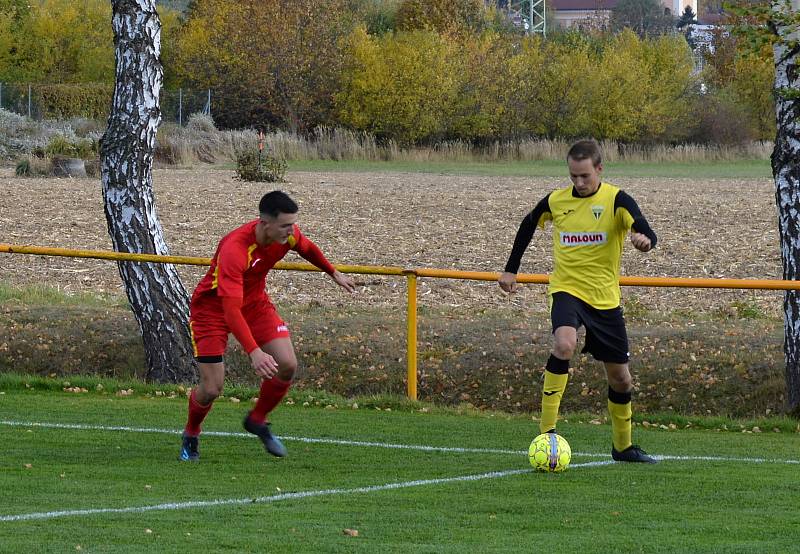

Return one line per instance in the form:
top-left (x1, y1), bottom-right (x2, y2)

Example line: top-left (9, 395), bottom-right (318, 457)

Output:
top-left (528, 432), bottom-right (571, 472)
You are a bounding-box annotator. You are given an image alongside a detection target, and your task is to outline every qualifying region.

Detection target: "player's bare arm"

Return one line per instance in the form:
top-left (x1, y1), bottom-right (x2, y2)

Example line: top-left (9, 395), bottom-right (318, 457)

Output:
top-left (331, 269), bottom-right (356, 293)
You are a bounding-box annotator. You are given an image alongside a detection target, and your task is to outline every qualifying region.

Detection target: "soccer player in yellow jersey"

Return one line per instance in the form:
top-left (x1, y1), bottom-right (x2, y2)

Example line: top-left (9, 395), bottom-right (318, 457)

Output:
top-left (499, 139), bottom-right (658, 463)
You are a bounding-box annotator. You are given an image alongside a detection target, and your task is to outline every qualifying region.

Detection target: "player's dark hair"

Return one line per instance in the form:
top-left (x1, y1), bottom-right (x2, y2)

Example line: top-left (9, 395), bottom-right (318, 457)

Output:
top-left (259, 191), bottom-right (298, 218)
top-left (567, 139), bottom-right (602, 167)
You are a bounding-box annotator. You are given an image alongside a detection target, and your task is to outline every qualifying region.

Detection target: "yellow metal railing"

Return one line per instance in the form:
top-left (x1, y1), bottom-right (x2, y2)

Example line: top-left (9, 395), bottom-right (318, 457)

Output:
top-left (3, 243), bottom-right (800, 400)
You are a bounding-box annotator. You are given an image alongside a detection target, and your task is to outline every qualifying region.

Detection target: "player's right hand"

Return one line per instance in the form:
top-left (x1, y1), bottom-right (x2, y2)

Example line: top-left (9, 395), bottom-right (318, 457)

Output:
top-left (249, 349), bottom-right (279, 378)
top-left (498, 272), bottom-right (518, 294)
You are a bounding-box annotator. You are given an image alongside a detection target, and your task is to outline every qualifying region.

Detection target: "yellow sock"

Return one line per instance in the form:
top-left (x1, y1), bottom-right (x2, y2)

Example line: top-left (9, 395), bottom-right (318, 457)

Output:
top-left (608, 398), bottom-right (632, 451)
top-left (540, 370), bottom-right (569, 433)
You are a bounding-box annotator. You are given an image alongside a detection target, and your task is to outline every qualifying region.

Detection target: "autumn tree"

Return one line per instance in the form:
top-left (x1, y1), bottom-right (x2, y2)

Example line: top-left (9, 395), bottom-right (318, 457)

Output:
top-left (447, 32), bottom-right (519, 140)
top-left (611, 0), bottom-right (675, 37)
top-left (510, 37), bottom-right (595, 138)
top-left (676, 5), bottom-right (698, 28)
top-left (101, 0), bottom-right (195, 382)
top-left (703, 30), bottom-right (775, 140)
top-left (336, 27), bottom-right (459, 144)
top-left (395, 0), bottom-right (488, 35)
top-left (171, 0), bottom-right (355, 131)
top-left (0, 0), bottom-right (114, 83)
top-left (350, 0), bottom-right (402, 35)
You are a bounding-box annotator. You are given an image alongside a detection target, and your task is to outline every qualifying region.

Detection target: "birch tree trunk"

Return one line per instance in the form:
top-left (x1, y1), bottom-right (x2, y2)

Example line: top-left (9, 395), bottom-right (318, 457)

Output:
top-left (100, 0), bottom-right (196, 382)
top-left (771, 0), bottom-right (800, 416)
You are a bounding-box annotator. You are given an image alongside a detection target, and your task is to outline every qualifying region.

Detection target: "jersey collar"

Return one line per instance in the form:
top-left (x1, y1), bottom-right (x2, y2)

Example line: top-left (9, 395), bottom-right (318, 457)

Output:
top-left (571, 182), bottom-right (603, 198)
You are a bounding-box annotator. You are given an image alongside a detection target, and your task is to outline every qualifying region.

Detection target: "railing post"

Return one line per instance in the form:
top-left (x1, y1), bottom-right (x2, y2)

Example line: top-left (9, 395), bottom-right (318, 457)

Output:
top-left (405, 271), bottom-right (418, 401)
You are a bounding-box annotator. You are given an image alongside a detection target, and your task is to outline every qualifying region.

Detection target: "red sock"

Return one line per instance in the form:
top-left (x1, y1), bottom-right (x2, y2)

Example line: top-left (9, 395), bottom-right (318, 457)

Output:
top-left (249, 377), bottom-right (292, 424)
top-left (184, 388), bottom-right (213, 436)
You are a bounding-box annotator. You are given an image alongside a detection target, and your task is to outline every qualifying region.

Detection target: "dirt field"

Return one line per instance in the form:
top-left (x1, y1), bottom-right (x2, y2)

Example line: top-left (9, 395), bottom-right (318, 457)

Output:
top-left (0, 166), bottom-right (784, 317)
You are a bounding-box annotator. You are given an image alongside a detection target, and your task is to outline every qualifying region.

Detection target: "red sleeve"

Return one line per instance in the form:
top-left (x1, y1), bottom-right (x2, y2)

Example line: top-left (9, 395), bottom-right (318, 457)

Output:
top-left (221, 296), bottom-right (259, 354)
top-left (292, 227), bottom-right (336, 274)
top-left (215, 240), bottom-right (248, 298)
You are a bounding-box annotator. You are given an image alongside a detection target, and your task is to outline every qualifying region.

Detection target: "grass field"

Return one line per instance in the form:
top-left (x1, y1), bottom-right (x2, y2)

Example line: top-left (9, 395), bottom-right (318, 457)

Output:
top-left (2, 384), bottom-right (799, 553)
top-left (243, 158), bottom-right (774, 179)
top-left (1, 159), bottom-right (797, 551)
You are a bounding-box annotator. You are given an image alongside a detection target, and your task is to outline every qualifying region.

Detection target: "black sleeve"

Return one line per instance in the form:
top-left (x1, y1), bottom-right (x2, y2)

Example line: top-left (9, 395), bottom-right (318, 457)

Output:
top-left (504, 194), bottom-right (551, 274)
top-left (614, 190), bottom-right (657, 248)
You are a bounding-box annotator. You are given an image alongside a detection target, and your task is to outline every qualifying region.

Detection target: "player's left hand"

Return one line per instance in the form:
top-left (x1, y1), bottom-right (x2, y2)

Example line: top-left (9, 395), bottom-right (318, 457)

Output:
top-left (331, 270), bottom-right (356, 293)
top-left (630, 232), bottom-right (652, 252)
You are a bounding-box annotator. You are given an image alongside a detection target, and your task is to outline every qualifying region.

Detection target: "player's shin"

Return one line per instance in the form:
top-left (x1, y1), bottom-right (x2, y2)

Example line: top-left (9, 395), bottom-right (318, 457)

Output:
top-left (608, 387), bottom-right (633, 451)
top-left (249, 376), bottom-right (292, 424)
top-left (540, 354), bottom-right (570, 434)
top-left (185, 388), bottom-right (213, 436)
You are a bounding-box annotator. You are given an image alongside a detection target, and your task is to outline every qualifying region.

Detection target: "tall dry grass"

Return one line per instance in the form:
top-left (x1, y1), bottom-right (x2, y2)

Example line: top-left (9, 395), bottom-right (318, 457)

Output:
top-left (153, 117), bottom-right (773, 166)
top-left (155, 114), bottom-right (257, 166)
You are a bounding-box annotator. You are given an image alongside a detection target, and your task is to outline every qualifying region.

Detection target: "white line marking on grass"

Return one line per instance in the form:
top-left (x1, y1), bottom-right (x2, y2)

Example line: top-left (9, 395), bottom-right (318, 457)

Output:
top-left (656, 454), bottom-right (799, 464)
top-left (0, 420), bottom-right (526, 456)
top-left (2, 420), bottom-right (799, 465)
top-left (0, 461), bottom-right (614, 523)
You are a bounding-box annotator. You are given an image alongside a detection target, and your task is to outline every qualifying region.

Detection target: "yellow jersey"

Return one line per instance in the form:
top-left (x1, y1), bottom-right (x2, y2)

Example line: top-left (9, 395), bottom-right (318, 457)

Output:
top-left (504, 182), bottom-right (656, 310)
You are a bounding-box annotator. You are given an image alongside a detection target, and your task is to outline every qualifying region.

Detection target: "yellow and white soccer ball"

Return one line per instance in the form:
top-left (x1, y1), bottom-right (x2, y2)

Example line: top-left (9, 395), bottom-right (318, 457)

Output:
top-left (528, 432), bottom-right (571, 472)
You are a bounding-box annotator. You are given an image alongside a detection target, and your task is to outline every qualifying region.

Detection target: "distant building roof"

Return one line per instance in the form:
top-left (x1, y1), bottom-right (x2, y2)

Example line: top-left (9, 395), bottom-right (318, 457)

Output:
top-left (550, 0), bottom-right (618, 10)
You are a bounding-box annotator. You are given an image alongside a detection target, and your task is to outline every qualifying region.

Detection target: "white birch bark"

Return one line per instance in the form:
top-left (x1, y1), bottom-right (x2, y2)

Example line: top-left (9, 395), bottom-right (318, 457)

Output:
top-left (100, 0), bottom-right (196, 382)
top-left (772, 0), bottom-right (800, 414)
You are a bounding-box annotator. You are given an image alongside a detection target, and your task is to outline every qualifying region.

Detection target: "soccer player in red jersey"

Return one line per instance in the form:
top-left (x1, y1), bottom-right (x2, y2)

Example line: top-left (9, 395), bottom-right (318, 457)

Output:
top-left (180, 191), bottom-right (355, 461)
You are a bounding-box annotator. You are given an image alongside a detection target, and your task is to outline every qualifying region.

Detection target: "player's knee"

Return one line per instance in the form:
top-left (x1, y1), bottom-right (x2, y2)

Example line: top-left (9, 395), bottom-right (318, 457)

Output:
top-left (278, 359), bottom-right (298, 381)
top-left (609, 374), bottom-right (632, 393)
top-left (553, 339), bottom-right (576, 360)
top-left (200, 381), bottom-right (224, 400)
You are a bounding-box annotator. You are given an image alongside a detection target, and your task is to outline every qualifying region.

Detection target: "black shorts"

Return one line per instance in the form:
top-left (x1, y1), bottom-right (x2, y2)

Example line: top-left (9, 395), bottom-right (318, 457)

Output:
top-left (550, 292), bottom-right (629, 364)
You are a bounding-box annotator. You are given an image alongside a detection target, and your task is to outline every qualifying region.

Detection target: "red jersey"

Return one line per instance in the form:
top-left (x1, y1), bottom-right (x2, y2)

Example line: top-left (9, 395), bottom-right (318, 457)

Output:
top-left (192, 220), bottom-right (336, 306)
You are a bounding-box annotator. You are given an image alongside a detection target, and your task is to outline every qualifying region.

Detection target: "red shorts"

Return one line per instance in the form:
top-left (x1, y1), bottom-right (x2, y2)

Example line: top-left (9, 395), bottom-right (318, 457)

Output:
top-left (189, 296), bottom-right (290, 358)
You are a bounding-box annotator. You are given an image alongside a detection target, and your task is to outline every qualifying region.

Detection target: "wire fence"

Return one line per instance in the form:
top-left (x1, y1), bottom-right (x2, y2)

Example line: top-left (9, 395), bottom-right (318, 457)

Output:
top-left (0, 83), bottom-right (211, 126)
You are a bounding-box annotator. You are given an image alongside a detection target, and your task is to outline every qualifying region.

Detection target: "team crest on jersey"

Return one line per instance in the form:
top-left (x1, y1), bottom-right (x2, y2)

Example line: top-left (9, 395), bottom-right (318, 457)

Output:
top-left (560, 232), bottom-right (607, 246)
top-left (591, 205), bottom-right (605, 220)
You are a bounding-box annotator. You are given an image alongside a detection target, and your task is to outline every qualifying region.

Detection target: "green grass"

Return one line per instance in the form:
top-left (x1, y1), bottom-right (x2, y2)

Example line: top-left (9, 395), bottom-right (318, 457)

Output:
top-left (274, 159), bottom-right (772, 179)
top-left (0, 282), bottom-right (124, 307)
top-left (1, 385), bottom-right (799, 552)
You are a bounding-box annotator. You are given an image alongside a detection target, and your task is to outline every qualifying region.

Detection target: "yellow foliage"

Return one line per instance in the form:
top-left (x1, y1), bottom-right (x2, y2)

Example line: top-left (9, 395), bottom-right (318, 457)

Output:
top-left (337, 27), bottom-right (459, 144)
top-left (171, 0), bottom-right (354, 131)
top-left (448, 32), bottom-right (519, 140)
top-left (396, 0), bottom-right (488, 35)
top-left (529, 39), bottom-right (595, 138)
top-left (1, 0), bottom-right (114, 82)
top-left (729, 50), bottom-right (774, 140)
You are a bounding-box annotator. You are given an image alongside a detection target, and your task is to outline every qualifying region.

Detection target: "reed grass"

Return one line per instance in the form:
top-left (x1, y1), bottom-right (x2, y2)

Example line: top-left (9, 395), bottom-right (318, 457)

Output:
top-left (153, 118), bottom-right (774, 167)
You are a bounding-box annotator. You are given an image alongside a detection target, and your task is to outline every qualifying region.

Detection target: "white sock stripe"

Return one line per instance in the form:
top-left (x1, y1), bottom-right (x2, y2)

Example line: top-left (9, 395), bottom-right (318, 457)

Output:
top-left (0, 462), bottom-right (614, 523)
